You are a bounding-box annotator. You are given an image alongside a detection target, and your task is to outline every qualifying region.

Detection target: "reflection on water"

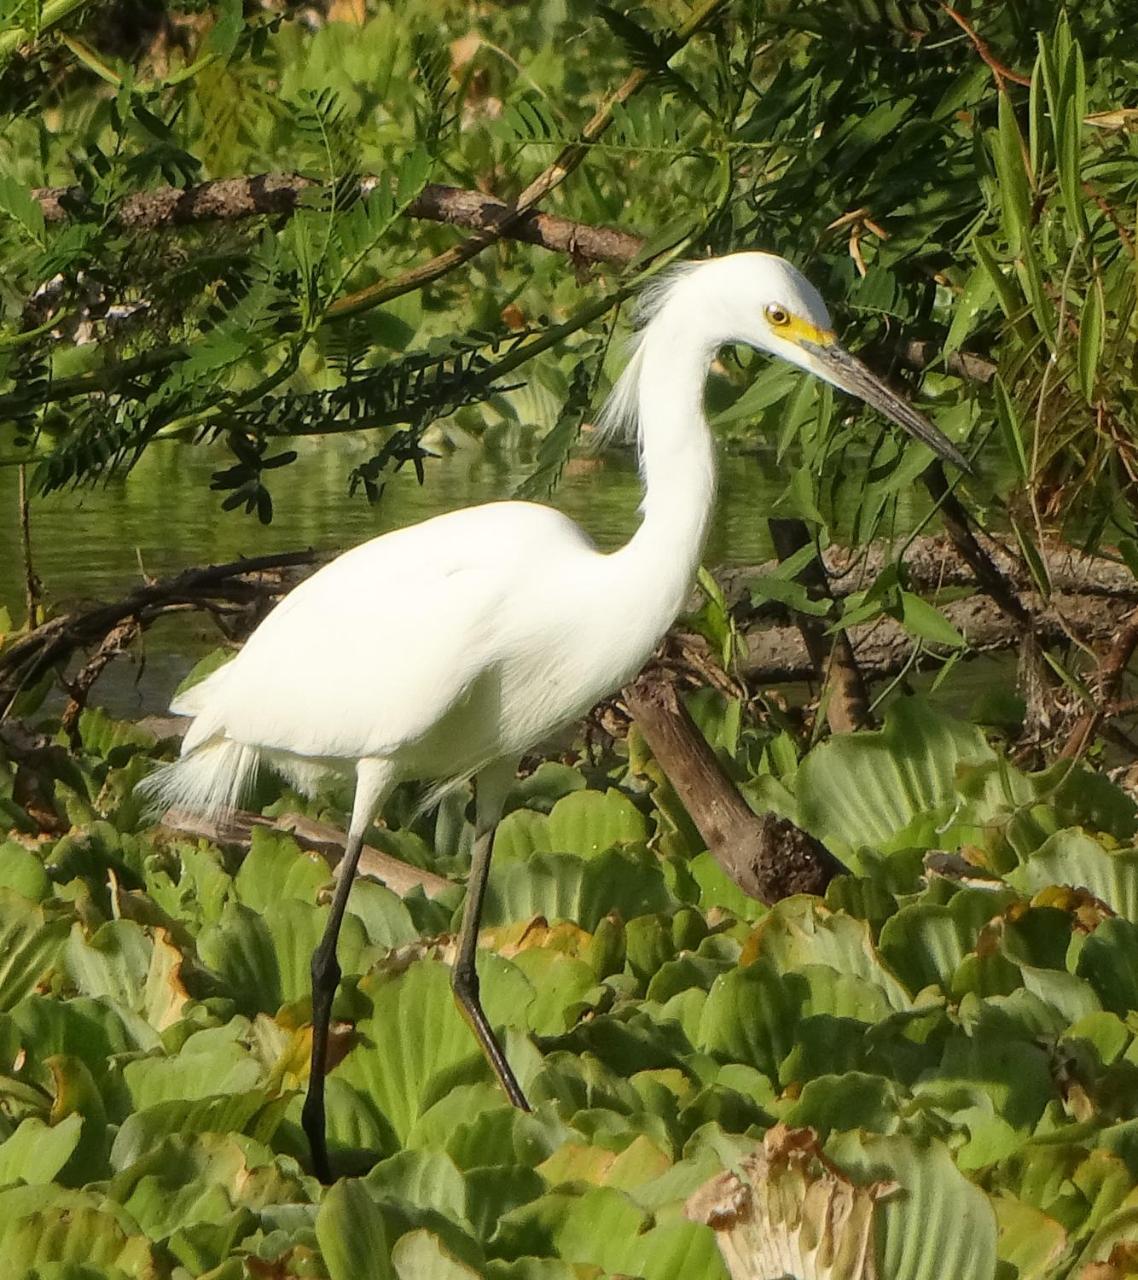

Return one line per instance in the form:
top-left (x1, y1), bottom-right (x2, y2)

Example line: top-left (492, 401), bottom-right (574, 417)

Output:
top-left (0, 436), bottom-right (932, 715)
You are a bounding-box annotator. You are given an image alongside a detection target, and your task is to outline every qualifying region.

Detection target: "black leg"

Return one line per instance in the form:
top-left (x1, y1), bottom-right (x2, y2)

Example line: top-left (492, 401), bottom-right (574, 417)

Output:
top-left (452, 821), bottom-right (530, 1110)
top-left (303, 829), bottom-right (366, 1182)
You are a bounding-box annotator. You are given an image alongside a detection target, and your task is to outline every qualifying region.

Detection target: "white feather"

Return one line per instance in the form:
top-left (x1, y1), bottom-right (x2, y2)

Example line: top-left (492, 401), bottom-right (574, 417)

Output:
top-left (137, 737), bottom-right (259, 821)
top-left (594, 262), bottom-right (704, 452)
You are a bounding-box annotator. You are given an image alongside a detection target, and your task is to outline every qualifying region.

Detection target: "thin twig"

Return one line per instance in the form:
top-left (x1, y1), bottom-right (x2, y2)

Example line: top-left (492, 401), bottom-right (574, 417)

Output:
top-left (17, 463), bottom-right (41, 628)
top-left (1059, 608), bottom-right (1138, 759)
top-left (939, 4), bottom-right (1032, 90)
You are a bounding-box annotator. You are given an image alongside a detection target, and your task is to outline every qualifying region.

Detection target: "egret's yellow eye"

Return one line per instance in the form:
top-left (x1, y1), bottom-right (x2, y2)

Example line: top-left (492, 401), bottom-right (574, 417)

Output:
top-left (765, 303), bottom-right (791, 327)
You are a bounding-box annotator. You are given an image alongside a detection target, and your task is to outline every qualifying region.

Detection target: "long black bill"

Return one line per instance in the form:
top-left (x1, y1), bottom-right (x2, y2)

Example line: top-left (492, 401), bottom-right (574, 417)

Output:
top-left (807, 343), bottom-right (974, 475)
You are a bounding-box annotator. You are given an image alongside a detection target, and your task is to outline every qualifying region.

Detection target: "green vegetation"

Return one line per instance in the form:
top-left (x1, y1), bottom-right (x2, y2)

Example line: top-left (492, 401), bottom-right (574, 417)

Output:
top-left (4, 0), bottom-right (1138, 1275)
top-left (1, 698), bottom-right (1138, 1276)
top-left (1, 0), bottom-right (1135, 548)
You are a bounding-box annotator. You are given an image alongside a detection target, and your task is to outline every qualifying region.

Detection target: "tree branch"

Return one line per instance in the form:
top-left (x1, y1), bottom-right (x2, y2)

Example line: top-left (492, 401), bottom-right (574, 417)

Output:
top-left (768, 517), bottom-right (870, 733)
top-left (32, 177), bottom-right (644, 265)
top-left (0, 550), bottom-right (320, 716)
top-left (327, 0), bottom-right (728, 319)
top-left (725, 589), bottom-right (1132, 686)
top-left (722, 533), bottom-right (1138, 606)
top-left (940, 3), bottom-right (1033, 90)
top-left (624, 669), bottom-right (845, 903)
top-left (158, 807), bottom-right (451, 898)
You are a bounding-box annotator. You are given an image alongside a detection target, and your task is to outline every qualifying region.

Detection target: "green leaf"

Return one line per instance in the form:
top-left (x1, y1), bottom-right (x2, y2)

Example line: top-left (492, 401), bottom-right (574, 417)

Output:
top-left (943, 265), bottom-right (996, 358)
top-left (496, 1185), bottom-right (651, 1276)
top-left (696, 960), bottom-right (802, 1080)
top-left (1077, 278), bottom-right (1105, 402)
top-left (974, 237), bottom-right (1027, 333)
top-left (395, 145), bottom-right (433, 209)
top-left (1056, 31), bottom-right (1089, 240)
top-left (122, 1036), bottom-right (264, 1112)
top-left (0, 1185), bottom-right (159, 1274)
top-left (393, 1229), bottom-right (481, 1279)
top-left (1008, 829), bottom-right (1138, 921)
top-left (898, 592), bottom-right (965, 648)
top-left (483, 849), bottom-right (676, 931)
top-left (199, 898), bottom-right (368, 1014)
top-left (205, 0), bottom-right (245, 62)
top-left (1118, 538), bottom-right (1138, 581)
top-left (992, 376), bottom-right (1028, 479)
top-left (782, 1071), bottom-right (902, 1137)
top-left (828, 1133), bottom-right (998, 1280)
top-left (748, 573), bottom-right (832, 617)
top-left (171, 648), bottom-right (235, 703)
top-left (545, 789), bottom-right (647, 857)
top-left (233, 828), bottom-right (331, 911)
top-left (1076, 917), bottom-right (1138, 1014)
top-left (1010, 515), bottom-right (1052, 600)
top-left (993, 96), bottom-right (1031, 255)
top-left (795, 699), bottom-right (994, 859)
top-left (334, 959), bottom-right (521, 1146)
top-left (0, 175), bottom-right (45, 244)
top-left (0, 893), bottom-right (70, 1012)
top-left (316, 1177), bottom-right (395, 1280)
top-left (0, 843), bottom-right (50, 902)
top-left (109, 1132), bottom-right (305, 1242)
top-left (0, 1114), bottom-right (83, 1186)
top-left (993, 1194), bottom-right (1067, 1279)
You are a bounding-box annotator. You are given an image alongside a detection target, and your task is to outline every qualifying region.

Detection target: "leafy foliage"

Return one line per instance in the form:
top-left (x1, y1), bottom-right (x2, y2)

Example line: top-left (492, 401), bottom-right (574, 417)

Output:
top-left (4, 4), bottom-right (1138, 1272)
top-left (1, 0), bottom-right (1136, 558)
top-left (0, 695), bottom-right (1136, 1275)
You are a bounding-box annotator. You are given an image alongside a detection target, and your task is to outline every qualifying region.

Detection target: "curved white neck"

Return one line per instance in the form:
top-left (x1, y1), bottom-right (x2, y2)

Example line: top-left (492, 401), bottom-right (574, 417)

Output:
top-left (615, 311), bottom-right (717, 618)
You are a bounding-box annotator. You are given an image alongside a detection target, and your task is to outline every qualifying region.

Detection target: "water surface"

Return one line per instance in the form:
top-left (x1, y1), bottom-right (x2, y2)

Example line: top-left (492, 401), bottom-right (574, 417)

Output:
top-left (0, 437), bottom-right (931, 715)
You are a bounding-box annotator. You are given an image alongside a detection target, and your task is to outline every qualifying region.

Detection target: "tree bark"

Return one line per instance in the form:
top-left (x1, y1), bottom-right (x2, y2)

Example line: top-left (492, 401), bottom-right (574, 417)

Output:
top-left (624, 671), bottom-right (845, 903)
top-left (727, 589), bottom-right (1132, 684)
top-left (33, 178), bottom-right (643, 265)
top-left (718, 533), bottom-right (1138, 609)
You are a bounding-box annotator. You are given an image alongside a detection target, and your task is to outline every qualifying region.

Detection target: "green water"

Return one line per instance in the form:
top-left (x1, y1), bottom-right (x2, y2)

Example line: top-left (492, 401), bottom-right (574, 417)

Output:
top-left (0, 437), bottom-right (930, 716)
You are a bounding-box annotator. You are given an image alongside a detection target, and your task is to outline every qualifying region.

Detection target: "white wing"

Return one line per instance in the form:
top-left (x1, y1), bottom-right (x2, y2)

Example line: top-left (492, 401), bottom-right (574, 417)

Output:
top-left (177, 501), bottom-right (595, 763)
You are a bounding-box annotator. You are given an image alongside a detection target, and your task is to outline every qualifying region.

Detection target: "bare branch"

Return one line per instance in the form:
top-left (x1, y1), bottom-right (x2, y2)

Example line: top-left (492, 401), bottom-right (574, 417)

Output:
top-left (33, 177), bottom-right (644, 266)
top-left (0, 550), bottom-right (321, 716)
top-left (723, 590), bottom-right (1132, 686)
top-left (720, 533), bottom-right (1138, 606)
top-left (624, 669), bottom-right (845, 903)
top-left (159, 806), bottom-right (451, 898)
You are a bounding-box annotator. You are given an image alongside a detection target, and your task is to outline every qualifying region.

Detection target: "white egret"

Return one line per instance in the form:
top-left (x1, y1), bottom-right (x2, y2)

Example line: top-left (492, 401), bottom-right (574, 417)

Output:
top-left (141, 252), bottom-right (969, 1180)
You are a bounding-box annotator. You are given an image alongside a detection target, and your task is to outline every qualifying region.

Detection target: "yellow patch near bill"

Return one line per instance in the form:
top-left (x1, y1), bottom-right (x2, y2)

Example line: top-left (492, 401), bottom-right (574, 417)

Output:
top-left (783, 314), bottom-right (836, 347)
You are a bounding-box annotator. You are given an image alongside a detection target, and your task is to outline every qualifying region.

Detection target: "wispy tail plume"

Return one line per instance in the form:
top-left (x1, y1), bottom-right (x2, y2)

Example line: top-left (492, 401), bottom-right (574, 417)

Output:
top-left (137, 738), bottom-right (259, 824)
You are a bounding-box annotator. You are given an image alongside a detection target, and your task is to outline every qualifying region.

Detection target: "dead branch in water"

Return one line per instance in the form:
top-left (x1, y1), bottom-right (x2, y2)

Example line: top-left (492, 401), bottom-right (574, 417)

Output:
top-left (0, 550), bottom-right (321, 717)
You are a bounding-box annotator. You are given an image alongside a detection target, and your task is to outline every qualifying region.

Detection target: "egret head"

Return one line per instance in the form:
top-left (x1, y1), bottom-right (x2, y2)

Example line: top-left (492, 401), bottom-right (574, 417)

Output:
top-left (659, 253), bottom-right (971, 472)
